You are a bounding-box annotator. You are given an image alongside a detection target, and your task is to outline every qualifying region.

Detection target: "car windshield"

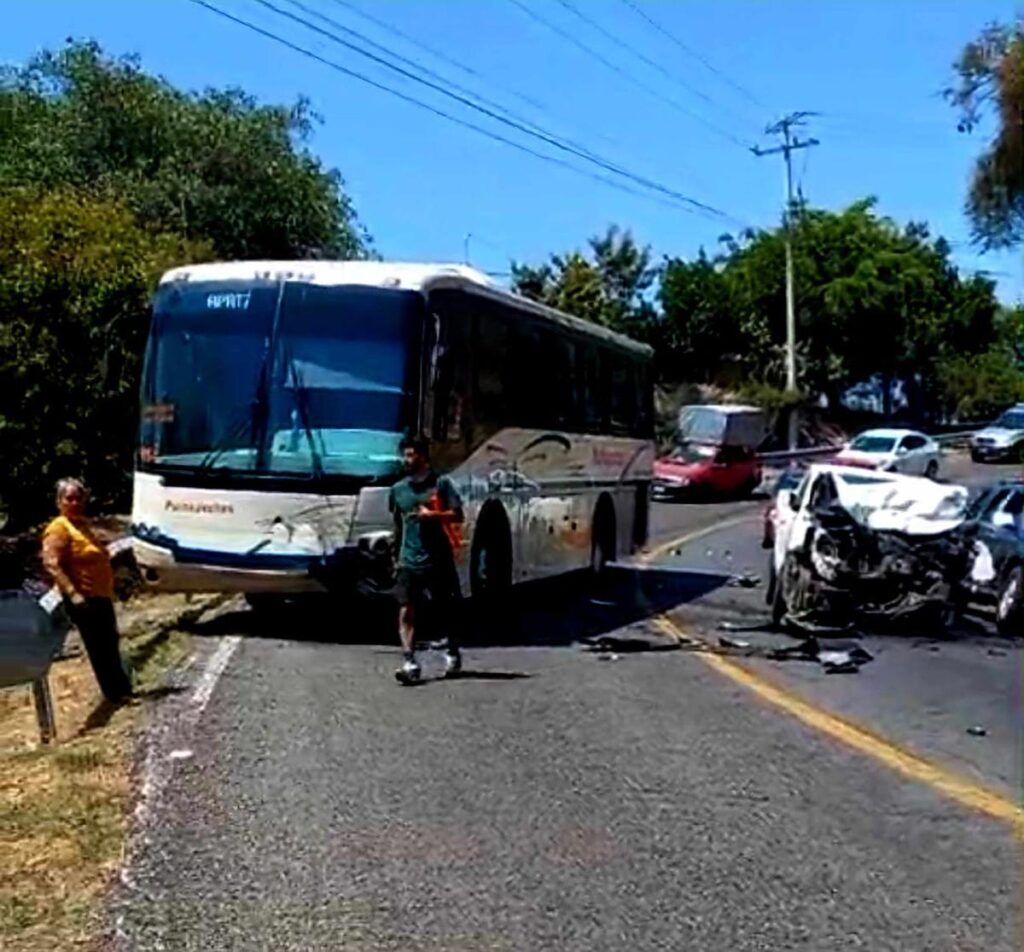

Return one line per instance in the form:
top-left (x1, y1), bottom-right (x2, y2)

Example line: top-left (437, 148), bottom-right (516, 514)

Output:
top-left (670, 443), bottom-right (717, 463)
top-left (994, 411), bottom-right (1024, 429)
top-left (837, 472), bottom-right (893, 486)
top-left (140, 280), bottom-right (424, 480)
top-left (850, 434), bottom-right (896, 453)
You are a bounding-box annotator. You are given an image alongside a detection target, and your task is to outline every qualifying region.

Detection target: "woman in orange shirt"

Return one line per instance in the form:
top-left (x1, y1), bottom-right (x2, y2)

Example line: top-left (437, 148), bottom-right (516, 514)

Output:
top-left (42, 478), bottom-right (132, 704)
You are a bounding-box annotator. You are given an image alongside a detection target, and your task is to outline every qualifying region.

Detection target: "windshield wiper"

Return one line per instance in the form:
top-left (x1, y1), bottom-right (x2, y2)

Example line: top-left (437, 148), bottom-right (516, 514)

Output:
top-left (197, 413), bottom-right (257, 471)
top-left (284, 351), bottom-right (325, 481)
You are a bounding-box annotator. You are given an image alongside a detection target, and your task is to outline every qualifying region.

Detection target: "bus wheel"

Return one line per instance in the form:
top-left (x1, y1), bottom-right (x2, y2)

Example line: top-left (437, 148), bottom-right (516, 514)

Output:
top-left (470, 505), bottom-right (512, 608)
top-left (590, 496), bottom-right (617, 582)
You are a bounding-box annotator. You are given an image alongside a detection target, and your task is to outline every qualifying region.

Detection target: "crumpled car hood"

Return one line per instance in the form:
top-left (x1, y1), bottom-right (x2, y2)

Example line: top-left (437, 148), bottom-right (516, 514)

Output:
top-left (831, 473), bottom-right (967, 535)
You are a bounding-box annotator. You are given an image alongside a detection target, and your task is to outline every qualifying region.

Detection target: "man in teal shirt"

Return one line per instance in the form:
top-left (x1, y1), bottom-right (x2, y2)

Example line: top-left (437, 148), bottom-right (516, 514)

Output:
top-left (389, 436), bottom-right (464, 684)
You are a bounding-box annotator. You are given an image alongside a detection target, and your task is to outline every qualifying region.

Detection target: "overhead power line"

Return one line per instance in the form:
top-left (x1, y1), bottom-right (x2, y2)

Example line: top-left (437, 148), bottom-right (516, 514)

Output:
top-left (506, 0), bottom-right (752, 150)
top-left (617, 0), bottom-right (768, 112)
top-left (283, 0), bottom-right (614, 169)
top-left (326, 0), bottom-right (548, 115)
top-left (553, 0), bottom-right (755, 140)
top-left (246, 0), bottom-right (733, 218)
top-left (326, 0), bottom-right (629, 155)
top-left (190, 0), bottom-right (738, 221)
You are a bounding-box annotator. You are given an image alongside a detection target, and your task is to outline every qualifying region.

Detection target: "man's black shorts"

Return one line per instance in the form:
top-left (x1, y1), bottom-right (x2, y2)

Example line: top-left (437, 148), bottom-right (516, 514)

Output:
top-left (394, 565), bottom-right (460, 607)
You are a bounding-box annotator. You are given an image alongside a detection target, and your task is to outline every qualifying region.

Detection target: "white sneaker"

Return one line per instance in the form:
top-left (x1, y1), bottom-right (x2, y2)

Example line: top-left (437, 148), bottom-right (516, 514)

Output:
top-left (395, 659), bottom-right (421, 685)
top-left (444, 650), bottom-right (462, 678)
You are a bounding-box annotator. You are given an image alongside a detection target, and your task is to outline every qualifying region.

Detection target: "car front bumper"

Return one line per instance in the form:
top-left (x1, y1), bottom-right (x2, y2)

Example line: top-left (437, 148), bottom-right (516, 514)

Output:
top-left (971, 443), bottom-right (1013, 460)
top-left (650, 481), bottom-right (692, 500)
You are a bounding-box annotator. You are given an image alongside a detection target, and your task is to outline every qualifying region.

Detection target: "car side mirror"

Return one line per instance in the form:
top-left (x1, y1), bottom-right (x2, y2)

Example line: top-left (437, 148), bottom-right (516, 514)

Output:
top-left (896, 445), bottom-right (909, 456)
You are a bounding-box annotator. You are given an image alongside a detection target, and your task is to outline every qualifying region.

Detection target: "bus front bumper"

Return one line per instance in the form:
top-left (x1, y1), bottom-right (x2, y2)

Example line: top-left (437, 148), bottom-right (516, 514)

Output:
top-left (130, 537), bottom-right (394, 596)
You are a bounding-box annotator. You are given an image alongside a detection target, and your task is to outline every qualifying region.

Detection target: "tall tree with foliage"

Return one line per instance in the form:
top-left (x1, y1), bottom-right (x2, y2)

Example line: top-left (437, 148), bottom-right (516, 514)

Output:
top-left (946, 19), bottom-right (1024, 249)
top-left (0, 40), bottom-right (372, 259)
top-left (657, 250), bottom-right (739, 382)
top-left (714, 200), bottom-right (1000, 415)
top-left (0, 188), bottom-right (211, 525)
top-left (511, 226), bottom-right (655, 331)
top-left (0, 41), bottom-right (374, 524)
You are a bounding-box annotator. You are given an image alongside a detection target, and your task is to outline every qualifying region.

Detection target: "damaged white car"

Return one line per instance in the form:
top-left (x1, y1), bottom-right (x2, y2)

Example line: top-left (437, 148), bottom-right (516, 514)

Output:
top-left (767, 465), bottom-right (970, 630)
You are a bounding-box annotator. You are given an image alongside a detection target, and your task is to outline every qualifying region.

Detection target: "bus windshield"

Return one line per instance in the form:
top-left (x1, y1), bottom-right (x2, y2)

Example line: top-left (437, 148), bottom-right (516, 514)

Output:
top-left (140, 281), bottom-right (424, 480)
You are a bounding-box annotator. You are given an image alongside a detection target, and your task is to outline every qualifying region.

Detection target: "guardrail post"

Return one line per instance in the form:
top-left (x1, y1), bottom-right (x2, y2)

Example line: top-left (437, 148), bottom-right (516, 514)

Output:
top-left (31, 674), bottom-right (57, 745)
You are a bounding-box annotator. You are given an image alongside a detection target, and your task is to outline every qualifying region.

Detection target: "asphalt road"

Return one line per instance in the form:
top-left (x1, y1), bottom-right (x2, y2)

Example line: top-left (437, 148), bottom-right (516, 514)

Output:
top-left (111, 454), bottom-right (1022, 951)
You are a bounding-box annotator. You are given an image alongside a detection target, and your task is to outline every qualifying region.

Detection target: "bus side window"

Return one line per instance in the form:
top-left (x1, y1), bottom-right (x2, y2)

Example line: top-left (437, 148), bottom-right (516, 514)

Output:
top-left (551, 336), bottom-right (575, 430)
top-left (427, 292), bottom-right (472, 450)
top-left (608, 353), bottom-right (636, 436)
top-left (580, 345), bottom-right (606, 434)
top-left (529, 326), bottom-right (574, 431)
top-left (634, 359), bottom-right (653, 438)
top-left (474, 300), bottom-right (510, 437)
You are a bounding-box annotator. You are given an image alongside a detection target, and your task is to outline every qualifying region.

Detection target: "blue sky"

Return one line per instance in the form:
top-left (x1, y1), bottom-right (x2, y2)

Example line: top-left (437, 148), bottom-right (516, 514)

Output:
top-left (3, 0), bottom-right (1021, 301)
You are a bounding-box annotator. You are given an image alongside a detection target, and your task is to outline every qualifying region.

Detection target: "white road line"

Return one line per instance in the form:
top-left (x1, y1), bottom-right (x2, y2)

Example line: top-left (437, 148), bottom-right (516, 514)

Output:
top-left (189, 635), bottom-right (242, 713)
top-left (123, 634), bottom-right (243, 891)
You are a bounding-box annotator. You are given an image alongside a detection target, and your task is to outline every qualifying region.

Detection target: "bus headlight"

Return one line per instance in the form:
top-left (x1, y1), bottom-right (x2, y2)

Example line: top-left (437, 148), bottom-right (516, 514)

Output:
top-left (357, 531), bottom-right (393, 557)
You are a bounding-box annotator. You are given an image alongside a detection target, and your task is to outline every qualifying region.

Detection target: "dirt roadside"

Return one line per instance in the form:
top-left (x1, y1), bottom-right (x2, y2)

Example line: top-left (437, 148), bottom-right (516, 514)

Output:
top-left (0, 591), bottom-right (229, 952)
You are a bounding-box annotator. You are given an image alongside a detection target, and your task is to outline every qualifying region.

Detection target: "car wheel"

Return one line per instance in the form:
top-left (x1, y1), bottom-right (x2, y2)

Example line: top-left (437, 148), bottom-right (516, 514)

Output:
top-left (995, 565), bottom-right (1024, 637)
top-left (770, 556), bottom-right (788, 627)
top-left (925, 459), bottom-right (939, 480)
top-left (970, 449), bottom-right (983, 464)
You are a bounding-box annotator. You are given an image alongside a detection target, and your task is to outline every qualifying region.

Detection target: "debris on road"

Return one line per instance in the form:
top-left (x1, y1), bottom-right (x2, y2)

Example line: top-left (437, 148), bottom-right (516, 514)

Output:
top-left (579, 634), bottom-right (680, 654)
top-left (718, 618), bottom-right (776, 633)
top-left (727, 573), bottom-right (761, 588)
top-left (718, 636), bottom-right (751, 649)
top-left (766, 635), bottom-right (874, 673)
top-left (966, 725), bottom-right (988, 737)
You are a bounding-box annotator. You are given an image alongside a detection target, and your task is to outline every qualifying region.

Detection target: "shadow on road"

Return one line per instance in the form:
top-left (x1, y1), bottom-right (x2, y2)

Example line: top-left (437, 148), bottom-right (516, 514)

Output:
top-left (184, 566), bottom-right (731, 649)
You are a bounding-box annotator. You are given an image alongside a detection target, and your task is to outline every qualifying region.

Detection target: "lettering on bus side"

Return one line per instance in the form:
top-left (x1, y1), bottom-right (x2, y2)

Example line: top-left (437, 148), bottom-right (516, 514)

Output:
top-left (592, 446), bottom-right (630, 468)
top-left (206, 291), bottom-right (252, 310)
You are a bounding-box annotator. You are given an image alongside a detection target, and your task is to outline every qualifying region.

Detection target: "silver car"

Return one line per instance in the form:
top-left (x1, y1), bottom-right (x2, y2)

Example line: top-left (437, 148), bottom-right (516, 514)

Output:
top-left (970, 405), bottom-right (1024, 463)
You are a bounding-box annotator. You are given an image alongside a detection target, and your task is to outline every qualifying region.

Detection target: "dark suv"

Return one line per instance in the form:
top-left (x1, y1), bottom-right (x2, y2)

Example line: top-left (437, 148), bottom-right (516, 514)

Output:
top-left (958, 481), bottom-right (1024, 635)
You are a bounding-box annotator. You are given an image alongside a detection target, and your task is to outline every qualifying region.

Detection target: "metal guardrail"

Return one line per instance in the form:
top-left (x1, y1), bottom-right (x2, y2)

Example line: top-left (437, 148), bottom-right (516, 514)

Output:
top-left (757, 429), bottom-right (980, 465)
top-left (0, 591), bottom-right (68, 743)
top-left (0, 538), bottom-right (132, 745)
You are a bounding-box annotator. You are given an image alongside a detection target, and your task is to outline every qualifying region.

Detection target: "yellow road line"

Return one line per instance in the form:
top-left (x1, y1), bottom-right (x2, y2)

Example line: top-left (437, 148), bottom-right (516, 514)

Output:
top-left (641, 512), bottom-right (757, 565)
top-left (653, 614), bottom-right (1024, 834)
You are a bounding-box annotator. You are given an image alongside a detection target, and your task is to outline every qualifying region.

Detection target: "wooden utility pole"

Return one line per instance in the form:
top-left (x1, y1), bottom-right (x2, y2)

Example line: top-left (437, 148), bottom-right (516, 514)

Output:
top-left (752, 113), bottom-right (819, 449)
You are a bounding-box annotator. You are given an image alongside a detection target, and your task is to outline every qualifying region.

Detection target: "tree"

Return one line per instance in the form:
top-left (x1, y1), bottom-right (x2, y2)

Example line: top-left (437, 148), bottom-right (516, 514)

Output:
top-left (0, 187), bottom-right (211, 526)
top-left (715, 201), bottom-right (1000, 416)
top-left (946, 19), bottom-right (1024, 249)
top-left (0, 40), bottom-right (372, 260)
top-left (511, 226), bottom-right (655, 331)
top-left (657, 250), bottom-right (739, 382)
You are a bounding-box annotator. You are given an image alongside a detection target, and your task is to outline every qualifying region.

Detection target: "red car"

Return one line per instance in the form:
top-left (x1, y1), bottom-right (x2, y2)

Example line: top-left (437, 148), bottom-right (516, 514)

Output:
top-left (651, 443), bottom-right (762, 501)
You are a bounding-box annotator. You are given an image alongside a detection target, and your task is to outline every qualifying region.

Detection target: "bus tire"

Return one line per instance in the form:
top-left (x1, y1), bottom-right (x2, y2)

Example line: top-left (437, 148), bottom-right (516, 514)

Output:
top-left (632, 482), bottom-right (650, 552)
top-left (470, 503), bottom-right (512, 609)
top-left (590, 495), bottom-right (617, 583)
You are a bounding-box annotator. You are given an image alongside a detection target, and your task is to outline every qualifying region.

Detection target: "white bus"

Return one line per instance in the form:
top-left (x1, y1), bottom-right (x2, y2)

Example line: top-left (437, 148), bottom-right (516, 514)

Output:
top-left (131, 262), bottom-right (655, 601)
